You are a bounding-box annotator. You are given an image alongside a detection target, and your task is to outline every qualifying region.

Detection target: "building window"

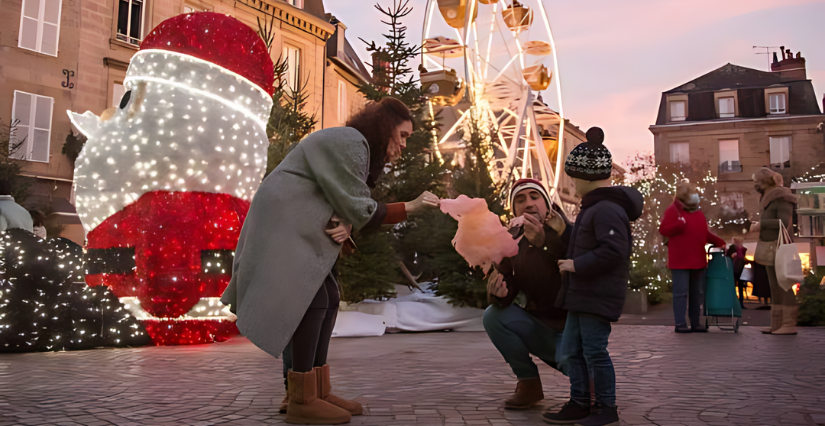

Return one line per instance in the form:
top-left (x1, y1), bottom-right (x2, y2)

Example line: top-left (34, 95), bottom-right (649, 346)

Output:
top-left (719, 139), bottom-right (741, 174)
top-left (11, 91), bottom-right (53, 163)
top-left (286, 0), bottom-right (303, 8)
top-left (112, 82), bottom-right (125, 108)
top-left (720, 192), bottom-right (745, 212)
top-left (669, 142), bottom-right (689, 165)
top-left (769, 136), bottom-right (791, 169)
top-left (769, 93), bottom-right (787, 114)
top-left (670, 101), bottom-right (686, 122)
top-left (718, 97), bottom-right (735, 118)
top-left (283, 44), bottom-right (301, 92)
top-left (337, 80), bottom-right (347, 123)
top-left (117, 0), bottom-right (145, 45)
top-left (18, 0), bottom-right (62, 56)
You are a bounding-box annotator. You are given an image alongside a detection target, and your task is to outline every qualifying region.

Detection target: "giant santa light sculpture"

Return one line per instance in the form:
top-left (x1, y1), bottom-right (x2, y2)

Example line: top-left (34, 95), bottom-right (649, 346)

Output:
top-left (68, 12), bottom-right (274, 345)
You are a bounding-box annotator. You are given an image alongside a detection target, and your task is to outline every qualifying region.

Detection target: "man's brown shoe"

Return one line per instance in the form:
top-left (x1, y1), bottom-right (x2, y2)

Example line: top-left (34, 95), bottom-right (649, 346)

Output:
top-left (504, 377), bottom-right (544, 410)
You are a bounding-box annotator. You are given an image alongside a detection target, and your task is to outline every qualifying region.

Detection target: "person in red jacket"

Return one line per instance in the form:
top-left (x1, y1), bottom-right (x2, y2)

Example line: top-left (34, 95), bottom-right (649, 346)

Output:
top-left (658, 181), bottom-right (726, 333)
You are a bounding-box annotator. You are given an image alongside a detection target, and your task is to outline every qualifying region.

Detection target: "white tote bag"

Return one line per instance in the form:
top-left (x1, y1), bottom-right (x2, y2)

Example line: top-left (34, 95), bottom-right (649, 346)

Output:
top-left (774, 222), bottom-right (804, 291)
top-left (739, 266), bottom-right (754, 282)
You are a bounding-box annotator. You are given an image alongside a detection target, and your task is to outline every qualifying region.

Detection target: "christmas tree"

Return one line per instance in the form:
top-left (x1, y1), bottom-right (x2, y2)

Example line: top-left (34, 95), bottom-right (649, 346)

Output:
top-left (0, 230), bottom-right (150, 352)
top-left (256, 15), bottom-right (318, 174)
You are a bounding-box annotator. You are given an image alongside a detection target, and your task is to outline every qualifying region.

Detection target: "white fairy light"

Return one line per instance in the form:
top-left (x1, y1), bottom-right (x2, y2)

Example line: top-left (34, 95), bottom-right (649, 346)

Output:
top-left (68, 49), bottom-right (273, 232)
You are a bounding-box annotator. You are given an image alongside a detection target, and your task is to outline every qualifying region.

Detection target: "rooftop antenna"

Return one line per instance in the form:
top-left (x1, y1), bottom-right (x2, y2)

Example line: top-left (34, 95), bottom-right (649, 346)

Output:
top-left (753, 46), bottom-right (781, 70)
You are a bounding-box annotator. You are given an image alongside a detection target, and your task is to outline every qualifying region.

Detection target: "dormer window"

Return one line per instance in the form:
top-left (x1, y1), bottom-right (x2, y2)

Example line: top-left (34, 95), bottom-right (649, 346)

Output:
top-left (670, 100), bottom-right (686, 122)
top-left (718, 97), bottom-right (735, 118)
top-left (769, 93), bottom-right (787, 114)
top-left (287, 0), bottom-right (303, 8)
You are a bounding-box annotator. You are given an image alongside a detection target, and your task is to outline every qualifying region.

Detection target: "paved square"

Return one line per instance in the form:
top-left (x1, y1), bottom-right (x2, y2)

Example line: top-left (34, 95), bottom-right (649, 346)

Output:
top-left (1, 326), bottom-right (824, 425)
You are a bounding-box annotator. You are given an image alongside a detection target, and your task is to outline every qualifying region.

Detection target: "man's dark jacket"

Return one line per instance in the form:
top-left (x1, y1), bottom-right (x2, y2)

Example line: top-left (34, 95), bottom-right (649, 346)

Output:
top-left (558, 186), bottom-right (644, 322)
top-left (491, 224), bottom-right (568, 331)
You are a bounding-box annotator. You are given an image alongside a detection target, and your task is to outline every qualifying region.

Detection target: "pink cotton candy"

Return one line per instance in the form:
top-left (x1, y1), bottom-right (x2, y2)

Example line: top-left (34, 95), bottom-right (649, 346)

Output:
top-left (440, 195), bottom-right (520, 274)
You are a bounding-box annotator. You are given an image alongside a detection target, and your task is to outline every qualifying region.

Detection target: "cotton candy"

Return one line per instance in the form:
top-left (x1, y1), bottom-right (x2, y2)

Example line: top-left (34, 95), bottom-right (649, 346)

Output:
top-left (440, 195), bottom-right (520, 274)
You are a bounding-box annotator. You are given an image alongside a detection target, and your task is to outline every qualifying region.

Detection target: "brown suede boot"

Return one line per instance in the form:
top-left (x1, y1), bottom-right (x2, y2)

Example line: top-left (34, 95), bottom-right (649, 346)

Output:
top-left (761, 305), bottom-right (782, 334)
top-left (772, 305), bottom-right (798, 335)
top-left (314, 365), bottom-right (363, 415)
top-left (504, 377), bottom-right (544, 410)
top-left (279, 395), bottom-right (288, 414)
top-left (285, 369), bottom-right (351, 425)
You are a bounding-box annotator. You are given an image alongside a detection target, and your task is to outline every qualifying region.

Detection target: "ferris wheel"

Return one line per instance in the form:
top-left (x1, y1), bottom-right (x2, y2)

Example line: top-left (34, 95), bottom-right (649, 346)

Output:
top-left (419, 0), bottom-right (566, 205)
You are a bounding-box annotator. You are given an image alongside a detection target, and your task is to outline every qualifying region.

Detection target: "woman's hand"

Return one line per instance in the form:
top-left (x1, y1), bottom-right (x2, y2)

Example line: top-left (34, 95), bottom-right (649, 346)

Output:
top-left (487, 268), bottom-right (508, 298)
top-left (405, 191), bottom-right (440, 214)
top-left (325, 214), bottom-right (353, 244)
top-left (749, 221), bottom-right (761, 233)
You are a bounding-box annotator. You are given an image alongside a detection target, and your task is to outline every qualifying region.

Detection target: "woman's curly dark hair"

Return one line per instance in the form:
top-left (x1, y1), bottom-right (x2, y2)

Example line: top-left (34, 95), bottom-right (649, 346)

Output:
top-left (345, 97), bottom-right (413, 187)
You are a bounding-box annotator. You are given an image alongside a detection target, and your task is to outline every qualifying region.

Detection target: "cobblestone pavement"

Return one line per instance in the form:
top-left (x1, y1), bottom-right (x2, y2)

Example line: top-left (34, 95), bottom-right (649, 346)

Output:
top-left (2, 326), bottom-right (825, 426)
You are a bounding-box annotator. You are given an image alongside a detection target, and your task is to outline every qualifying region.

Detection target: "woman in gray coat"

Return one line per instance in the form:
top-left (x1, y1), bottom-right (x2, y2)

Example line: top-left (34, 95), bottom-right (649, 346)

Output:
top-left (221, 97), bottom-right (439, 424)
top-left (750, 168), bottom-right (798, 335)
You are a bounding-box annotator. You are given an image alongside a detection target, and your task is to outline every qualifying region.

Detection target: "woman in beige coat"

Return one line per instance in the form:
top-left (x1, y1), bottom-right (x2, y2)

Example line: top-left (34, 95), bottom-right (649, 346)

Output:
top-left (750, 168), bottom-right (798, 335)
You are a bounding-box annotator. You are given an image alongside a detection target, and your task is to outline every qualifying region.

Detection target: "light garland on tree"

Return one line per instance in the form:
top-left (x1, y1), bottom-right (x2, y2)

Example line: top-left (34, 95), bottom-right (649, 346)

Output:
top-left (67, 12), bottom-right (275, 345)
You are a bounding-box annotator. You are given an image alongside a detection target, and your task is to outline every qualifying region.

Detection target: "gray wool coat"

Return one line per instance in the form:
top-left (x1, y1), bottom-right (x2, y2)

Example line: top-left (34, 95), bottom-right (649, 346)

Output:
top-left (221, 127), bottom-right (378, 358)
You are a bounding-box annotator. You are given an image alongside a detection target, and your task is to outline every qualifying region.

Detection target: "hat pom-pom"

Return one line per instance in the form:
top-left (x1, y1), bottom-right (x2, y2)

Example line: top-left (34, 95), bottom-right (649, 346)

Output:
top-left (585, 127), bottom-right (604, 146)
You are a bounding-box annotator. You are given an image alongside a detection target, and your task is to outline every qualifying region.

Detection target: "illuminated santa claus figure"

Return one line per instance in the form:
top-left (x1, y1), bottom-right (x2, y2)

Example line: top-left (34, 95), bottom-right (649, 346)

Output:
top-left (68, 12), bottom-right (274, 345)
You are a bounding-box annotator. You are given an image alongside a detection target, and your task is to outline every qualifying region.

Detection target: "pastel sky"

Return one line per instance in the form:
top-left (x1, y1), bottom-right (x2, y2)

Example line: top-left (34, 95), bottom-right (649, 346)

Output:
top-left (327, 0), bottom-right (825, 163)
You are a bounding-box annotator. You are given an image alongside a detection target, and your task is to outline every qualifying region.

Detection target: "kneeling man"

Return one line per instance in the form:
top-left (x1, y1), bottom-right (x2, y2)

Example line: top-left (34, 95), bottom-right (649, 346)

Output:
top-left (483, 178), bottom-right (568, 410)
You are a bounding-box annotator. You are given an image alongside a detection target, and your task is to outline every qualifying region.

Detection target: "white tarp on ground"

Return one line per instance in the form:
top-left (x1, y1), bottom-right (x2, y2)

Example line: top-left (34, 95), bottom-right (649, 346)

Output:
top-left (332, 283), bottom-right (484, 337)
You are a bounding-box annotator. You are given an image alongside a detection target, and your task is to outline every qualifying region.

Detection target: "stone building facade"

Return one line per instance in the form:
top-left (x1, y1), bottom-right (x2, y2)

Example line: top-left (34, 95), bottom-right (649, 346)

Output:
top-left (2, 0), bottom-right (373, 244)
top-left (649, 49), bottom-right (825, 243)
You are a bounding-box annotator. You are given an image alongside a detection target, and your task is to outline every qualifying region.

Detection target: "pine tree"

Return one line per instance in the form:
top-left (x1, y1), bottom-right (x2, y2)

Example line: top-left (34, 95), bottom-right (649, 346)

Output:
top-left (255, 15), bottom-right (318, 175)
top-left (0, 120), bottom-right (32, 202)
top-left (429, 109), bottom-right (504, 308)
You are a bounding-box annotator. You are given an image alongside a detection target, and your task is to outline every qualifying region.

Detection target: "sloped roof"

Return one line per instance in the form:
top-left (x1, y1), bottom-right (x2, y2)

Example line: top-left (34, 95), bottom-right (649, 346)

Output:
top-left (666, 63), bottom-right (795, 94)
top-left (326, 23), bottom-right (372, 84)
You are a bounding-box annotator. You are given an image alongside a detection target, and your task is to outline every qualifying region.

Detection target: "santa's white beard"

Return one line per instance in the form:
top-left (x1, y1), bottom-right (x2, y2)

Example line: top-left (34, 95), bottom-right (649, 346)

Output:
top-left (73, 80), bottom-right (269, 231)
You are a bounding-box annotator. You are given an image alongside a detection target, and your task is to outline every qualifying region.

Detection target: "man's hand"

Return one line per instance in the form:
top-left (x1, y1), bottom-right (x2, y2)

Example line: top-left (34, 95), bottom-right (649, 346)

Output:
top-left (558, 259), bottom-right (576, 273)
top-left (487, 269), bottom-right (508, 298)
top-left (546, 211), bottom-right (566, 235)
top-left (325, 214), bottom-right (352, 244)
top-left (523, 213), bottom-right (546, 247)
top-left (405, 191), bottom-right (440, 214)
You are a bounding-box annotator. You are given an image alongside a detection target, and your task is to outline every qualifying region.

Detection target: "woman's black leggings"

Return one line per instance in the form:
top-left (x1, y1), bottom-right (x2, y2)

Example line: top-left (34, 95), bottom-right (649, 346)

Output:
top-left (287, 274), bottom-right (340, 373)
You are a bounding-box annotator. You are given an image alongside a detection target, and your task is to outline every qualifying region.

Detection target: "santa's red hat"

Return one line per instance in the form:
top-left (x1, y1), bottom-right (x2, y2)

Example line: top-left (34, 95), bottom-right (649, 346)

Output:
top-left (140, 12), bottom-right (274, 95)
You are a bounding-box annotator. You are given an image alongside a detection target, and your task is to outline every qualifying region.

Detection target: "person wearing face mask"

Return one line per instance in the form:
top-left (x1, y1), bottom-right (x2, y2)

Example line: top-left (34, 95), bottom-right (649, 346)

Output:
top-left (658, 181), bottom-right (726, 333)
top-left (749, 168), bottom-right (798, 335)
top-left (221, 97), bottom-right (440, 425)
top-left (483, 178), bottom-right (569, 410)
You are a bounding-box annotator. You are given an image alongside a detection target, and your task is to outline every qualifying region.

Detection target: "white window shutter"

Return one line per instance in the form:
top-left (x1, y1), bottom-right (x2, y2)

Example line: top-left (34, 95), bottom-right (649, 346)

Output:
top-left (11, 92), bottom-right (33, 160)
top-left (31, 95), bottom-right (53, 162)
top-left (40, 0), bottom-right (62, 56)
top-left (18, 0), bottom-right (40, 51)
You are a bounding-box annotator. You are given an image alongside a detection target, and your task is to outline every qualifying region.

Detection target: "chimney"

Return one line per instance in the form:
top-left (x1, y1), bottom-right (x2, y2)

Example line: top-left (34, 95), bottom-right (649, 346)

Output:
top-left (328, 16), bottom-right (346, 58)
top-left (772, 52), bottom-right (779, 64)
top-left (771, 47), bottom-right (807, 81)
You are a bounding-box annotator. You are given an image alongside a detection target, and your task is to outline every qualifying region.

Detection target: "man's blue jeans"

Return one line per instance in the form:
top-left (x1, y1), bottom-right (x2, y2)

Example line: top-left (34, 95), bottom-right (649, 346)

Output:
top-left (559, 311), bottom-right (615, 407)
top-left (483, 304), bottom-right (564, 379)
top-left (671, 268), bottom-right (706, 328)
